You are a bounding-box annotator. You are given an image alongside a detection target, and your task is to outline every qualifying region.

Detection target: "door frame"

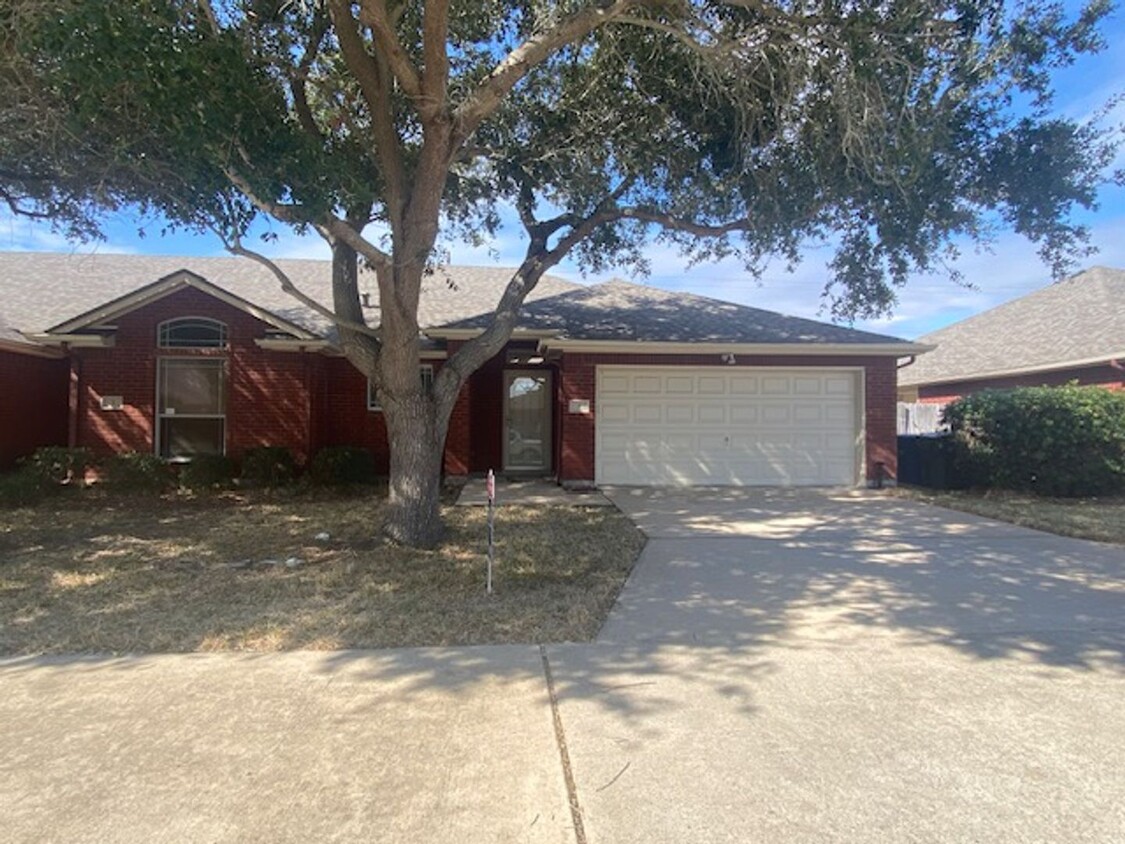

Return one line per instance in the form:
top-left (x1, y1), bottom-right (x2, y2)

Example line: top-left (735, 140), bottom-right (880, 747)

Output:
top-left (502, 368), bottom-right (554, 473)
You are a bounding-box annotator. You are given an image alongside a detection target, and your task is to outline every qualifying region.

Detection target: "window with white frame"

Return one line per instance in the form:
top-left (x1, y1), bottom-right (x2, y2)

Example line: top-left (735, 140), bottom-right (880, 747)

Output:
top-left (158, 317), bottom-right (227, 349)
top-left (368, 365), bottom-right (434, 411)
top-left (157, 358), bottom-right (227, 458)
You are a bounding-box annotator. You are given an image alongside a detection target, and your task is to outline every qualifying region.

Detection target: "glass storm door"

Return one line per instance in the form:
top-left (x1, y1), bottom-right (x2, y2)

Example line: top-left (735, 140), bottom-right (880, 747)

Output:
top-left (503, 370), bottom-right (552, 472)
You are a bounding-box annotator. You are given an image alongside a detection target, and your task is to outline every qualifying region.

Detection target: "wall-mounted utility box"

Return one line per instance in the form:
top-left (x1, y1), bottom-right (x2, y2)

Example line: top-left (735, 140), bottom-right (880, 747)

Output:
top-left (568, 399), bottom-right (591, 415)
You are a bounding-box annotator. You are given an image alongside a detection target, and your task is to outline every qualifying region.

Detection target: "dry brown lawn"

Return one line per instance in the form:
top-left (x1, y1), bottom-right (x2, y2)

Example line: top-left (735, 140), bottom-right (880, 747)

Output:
top-left (0, 490), bottom-right (644, 654)
top-left (894, 487), bottom-right (1125, 545)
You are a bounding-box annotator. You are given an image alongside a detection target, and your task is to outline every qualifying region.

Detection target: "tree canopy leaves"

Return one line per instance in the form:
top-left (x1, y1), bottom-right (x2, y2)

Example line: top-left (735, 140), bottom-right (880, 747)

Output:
top-left (2, 0), bottom-right (1116, 320)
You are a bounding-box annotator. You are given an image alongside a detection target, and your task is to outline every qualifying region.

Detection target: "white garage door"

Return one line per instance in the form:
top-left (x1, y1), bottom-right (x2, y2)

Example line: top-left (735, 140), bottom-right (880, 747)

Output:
top-left (596, 367), bottom-right (860, 486)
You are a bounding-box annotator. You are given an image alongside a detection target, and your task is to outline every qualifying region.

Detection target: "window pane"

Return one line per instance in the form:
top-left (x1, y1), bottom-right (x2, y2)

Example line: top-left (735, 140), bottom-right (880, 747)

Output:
top-left (160, 359), bottom-right (225, 414)
top-left (160, 418), bottom-right (224, 458)
top-left (159, 318), bottom-right (226, 348)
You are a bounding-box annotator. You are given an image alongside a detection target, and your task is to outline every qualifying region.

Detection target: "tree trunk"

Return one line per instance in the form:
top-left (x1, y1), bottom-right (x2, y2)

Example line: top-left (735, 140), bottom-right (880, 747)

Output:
top-left (380, 387), bottom-right (449, 548)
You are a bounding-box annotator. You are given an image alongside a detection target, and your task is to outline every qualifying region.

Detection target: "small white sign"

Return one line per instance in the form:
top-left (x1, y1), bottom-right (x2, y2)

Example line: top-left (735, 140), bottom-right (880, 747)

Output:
top-left (568, 399), bottom-right (591, 415)
top-left (100, 395), bottom-right (124, 411)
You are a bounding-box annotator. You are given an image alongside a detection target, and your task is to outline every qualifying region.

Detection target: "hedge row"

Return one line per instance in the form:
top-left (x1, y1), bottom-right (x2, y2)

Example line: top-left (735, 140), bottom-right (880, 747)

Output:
top-left (0, 444), bottom-right (381, 507)
top-left (943, 385), bottom-right (1125, 497)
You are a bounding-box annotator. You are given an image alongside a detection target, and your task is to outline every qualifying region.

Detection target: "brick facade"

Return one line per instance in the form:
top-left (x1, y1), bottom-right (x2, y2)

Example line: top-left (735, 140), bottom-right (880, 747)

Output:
top-left (70, 287), bottom-right (316, 463)
top-left (0, 348), bottom-right (69, 468)
top-left (5, 286), bottom-right (902, 487)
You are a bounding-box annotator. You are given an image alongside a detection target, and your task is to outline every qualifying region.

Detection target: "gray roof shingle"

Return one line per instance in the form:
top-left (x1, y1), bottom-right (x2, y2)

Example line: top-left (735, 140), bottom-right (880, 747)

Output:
top-left (899, 266), bottom-right (1125, 387)
top-left (0, 252), bottom-right (914, 350)
top-left (442, 279), bottom-right (910, 345)
top-left (0, 251), bottom-right (579, 340)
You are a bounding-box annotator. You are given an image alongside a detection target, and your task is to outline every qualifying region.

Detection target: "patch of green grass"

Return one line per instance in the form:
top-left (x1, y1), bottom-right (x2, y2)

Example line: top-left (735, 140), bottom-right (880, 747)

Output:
top-left (894, 487), bottom-right (1125, 545)
top-left (0, 492), bottom-right (644, 654)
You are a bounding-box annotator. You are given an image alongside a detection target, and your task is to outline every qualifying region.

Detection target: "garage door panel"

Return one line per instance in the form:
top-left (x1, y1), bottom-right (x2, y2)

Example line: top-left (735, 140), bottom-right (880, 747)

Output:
top-left (698, 376), bottom-right (726, 395)
top-left (760, 404), bottom-right (791, 424)
top-left (665, 404), bottom-right (694, 424)
top-left (729, 376), bottom-right (759, 395)
top-left (596, 367), bottom-right (859, 486)
top-left (600, 402), bottom-right (630, 424)
top-left (730, 405), bottom-right (759, 424)
top-left (633, 404), bottom-right (662, 424)
top-left (665, 375), bottom-right (695, 394)
top-left (793, 404), bottom-right (824, 424)
top-left (600, 373), bottom-right (631, 395)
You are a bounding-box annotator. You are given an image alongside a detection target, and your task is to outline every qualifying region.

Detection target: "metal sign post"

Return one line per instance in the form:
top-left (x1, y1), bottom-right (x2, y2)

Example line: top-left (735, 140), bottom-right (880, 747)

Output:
top-left (486, 469), bottom-right (495, 595)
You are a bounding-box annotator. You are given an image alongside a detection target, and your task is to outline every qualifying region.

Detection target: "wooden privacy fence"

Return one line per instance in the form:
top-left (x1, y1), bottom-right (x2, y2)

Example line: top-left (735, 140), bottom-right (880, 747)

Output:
top-left (897, 401), bottom-right (946, 435)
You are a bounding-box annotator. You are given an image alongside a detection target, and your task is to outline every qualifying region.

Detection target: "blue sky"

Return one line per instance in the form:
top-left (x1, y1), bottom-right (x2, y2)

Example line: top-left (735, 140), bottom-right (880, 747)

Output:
top-left (3, 4), bottom-right (1123, 341)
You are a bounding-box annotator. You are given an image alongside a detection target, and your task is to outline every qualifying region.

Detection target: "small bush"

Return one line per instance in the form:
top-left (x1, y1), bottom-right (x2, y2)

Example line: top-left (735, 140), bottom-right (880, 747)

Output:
top-left (101, 452), bottom-right (176, 494)
top-left (0, 469), bottom-right (45, 508)
top-left (241, 446), bottom-right (297, 487)
top-left (944, 385), bottom-right (1125, 497)
top-left (310, 445), bottom-right (377, 485)
top-left (20, 446), bottom-right (95, 485)
top-left (179, 454), bottom-right (237, 491)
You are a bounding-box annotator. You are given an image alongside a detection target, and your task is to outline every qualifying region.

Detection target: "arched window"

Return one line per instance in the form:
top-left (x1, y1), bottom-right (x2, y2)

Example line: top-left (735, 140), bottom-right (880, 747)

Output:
top-left (157, 317), bottom-right (227, 349)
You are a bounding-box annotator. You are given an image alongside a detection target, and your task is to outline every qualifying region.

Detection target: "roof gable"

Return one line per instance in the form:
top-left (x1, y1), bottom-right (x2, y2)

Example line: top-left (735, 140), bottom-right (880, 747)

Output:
top-left (46, 270), bottom-right (317, 339)
top-left (899, 266), bottom-right (1125, 387)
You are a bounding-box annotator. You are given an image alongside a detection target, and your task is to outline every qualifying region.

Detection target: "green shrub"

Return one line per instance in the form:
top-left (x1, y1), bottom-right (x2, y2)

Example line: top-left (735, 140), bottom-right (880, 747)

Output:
top-left (309, 446), bottom-right (377, 485)
top-left (179, 454), bottom-right (237, 490)
top-left (20, 446), bottom-right (95, 485)
top-left (944, 385), bottom-right (1125, 497)
top-left (0, 469), bottom-right (44, 508)
top-left (101, 452), bottom-right (175, 494)
top-left (240, 446), bottom-right (297, 487)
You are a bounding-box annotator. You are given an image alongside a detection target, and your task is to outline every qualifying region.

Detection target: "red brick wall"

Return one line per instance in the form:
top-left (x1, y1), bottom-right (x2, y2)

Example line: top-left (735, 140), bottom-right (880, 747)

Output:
top-left (0, 349), bottom-right (69, 468)
top-left (316, 356), bottom-right (390, 471)
top-left (917, 363), bottom-right (1125, 404)
top-left (557, 353), bottom-right (900, 485)
top-left (72, 287), bottom-right (315, 463)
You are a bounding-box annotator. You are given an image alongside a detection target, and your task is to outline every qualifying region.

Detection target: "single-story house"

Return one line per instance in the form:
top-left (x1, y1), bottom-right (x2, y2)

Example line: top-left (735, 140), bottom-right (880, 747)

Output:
top-left (898, 266), bottom-right (1125, 404)
top-left (0, 251), bottom-right (926, 486)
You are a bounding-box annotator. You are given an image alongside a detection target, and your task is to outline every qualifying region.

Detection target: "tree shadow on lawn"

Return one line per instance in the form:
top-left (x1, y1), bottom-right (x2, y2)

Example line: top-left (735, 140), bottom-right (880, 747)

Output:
top-left (2, 495), bottom-right (1123, 732)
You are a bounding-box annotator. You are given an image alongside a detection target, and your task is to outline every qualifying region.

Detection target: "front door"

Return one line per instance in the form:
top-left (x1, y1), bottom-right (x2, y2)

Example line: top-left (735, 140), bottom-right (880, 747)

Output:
top-left (503, 370), bottom-right (552, 473)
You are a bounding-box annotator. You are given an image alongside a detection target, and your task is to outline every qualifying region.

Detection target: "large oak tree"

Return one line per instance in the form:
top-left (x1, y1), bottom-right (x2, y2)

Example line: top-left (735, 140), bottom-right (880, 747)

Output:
top-left (0, 0), bottom-right (1117, 545)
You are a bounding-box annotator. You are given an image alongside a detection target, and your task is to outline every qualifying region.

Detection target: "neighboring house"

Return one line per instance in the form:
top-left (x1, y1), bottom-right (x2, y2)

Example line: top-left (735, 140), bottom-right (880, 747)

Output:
top-left (899, 266), bottom-right (1125, 404)
top-left (0, 251), bottom-right (925, 486)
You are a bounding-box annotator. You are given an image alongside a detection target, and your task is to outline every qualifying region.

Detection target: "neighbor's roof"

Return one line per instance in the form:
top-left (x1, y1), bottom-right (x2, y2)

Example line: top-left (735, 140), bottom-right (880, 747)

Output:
top-left (439, 279), bottom-right (913, 346)
top-left (898, 266), bottom-right (1125, 387)
top-left (0, 251), bottom-right (579, 341)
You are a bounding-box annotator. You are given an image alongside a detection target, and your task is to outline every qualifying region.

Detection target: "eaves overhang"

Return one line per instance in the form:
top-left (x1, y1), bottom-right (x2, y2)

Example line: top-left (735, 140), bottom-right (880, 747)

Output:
top-left (538, 339), bottom-right (935, 357)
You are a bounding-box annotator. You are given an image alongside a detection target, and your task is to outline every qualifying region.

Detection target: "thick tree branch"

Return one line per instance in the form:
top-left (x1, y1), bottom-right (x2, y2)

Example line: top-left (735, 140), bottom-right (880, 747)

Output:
top-left (327, 0), bottom-right (408, 228)
top-left (618, 206), bottom-right (751, 237)
top-left (220, 235), bottom-right (382, 340)
top-left (421, 0), bottom-right (450, 122)
top-left (288, 13), bottom-right (330, 142)
top-left (357, 0), bottom-right (423, 99)
top-left (316, 217), bottom-right (393, 271)
top-left (221, 166), bottom-right (305, 225)
top-left (452, 0), bottom-right (644, 143)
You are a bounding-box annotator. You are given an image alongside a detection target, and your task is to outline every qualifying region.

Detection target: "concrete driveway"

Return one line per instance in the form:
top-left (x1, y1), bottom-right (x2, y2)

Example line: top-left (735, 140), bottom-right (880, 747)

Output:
top-left (556, 488), bottom-right (1125, 843)
top-left (2, 489), bottom-right (1123, 842)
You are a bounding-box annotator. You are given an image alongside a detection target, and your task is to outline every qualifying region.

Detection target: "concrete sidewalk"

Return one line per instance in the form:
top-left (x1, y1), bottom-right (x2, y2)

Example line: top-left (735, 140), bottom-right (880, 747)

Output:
top-left (0, 647), bottom-right (575, 844)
